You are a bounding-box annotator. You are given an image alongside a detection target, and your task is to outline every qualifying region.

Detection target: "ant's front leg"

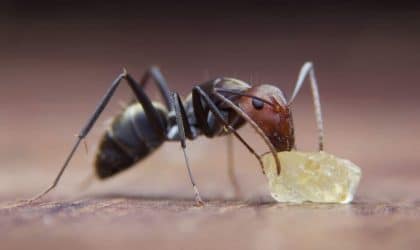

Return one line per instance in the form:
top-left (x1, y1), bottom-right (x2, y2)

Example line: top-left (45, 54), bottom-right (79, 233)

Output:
top-left (192, 86), bottom-right (270, 197)
top-left (212, 90), bottom-right (282, 175)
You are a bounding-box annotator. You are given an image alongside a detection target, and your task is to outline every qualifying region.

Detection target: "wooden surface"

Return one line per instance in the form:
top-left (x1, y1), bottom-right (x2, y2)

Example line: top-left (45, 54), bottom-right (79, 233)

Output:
top-left (1, 197), bottom-right (420, 250)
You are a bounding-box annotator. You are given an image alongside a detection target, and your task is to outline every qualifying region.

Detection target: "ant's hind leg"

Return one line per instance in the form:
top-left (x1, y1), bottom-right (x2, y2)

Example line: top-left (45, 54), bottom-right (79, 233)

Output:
top-left (171, 93), bottom-right (204, 206)
top-left (27, 73), bottom-right (127, 202)
top-left (288, 62), bottom-right (324, 151)
top-left (28, 70), bottom-right (167, 203)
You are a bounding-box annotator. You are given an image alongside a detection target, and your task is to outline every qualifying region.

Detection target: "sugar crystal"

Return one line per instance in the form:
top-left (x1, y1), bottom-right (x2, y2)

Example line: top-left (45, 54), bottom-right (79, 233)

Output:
top-left (262, 151), bottom-right (361, 203)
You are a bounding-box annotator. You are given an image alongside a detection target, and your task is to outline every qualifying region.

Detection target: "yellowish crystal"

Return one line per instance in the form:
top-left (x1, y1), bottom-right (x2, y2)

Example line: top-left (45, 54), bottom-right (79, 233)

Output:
top-left (262, 151), bottom-right (361, 204)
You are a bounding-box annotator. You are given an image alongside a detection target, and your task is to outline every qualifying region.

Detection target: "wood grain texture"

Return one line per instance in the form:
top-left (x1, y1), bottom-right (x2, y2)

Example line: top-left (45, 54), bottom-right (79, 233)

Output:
top-left (1, 197), bottom-right (420, 250)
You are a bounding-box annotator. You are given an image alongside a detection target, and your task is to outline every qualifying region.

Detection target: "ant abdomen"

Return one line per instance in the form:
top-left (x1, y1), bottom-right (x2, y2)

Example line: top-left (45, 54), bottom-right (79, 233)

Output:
top-left (94, 103), bottom-right (168, 179)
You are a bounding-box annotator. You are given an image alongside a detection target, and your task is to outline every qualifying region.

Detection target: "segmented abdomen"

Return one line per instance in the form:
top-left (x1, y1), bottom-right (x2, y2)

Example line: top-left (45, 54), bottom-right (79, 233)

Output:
top-left (94, 103), bottom-right (168, 179)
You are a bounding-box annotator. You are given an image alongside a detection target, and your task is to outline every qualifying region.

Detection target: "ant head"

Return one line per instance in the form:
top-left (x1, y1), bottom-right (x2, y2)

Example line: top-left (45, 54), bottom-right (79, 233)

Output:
top-left (237, 84), bottom-right (295, 151)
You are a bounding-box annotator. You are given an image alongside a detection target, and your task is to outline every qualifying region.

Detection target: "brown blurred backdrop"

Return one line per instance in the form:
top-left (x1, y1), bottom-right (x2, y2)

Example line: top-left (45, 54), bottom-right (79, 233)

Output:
top-left (0, 1), bottom-right (420, 201)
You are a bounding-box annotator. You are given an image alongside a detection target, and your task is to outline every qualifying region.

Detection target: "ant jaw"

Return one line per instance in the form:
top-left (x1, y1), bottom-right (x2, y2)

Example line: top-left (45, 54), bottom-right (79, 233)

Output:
top-left (268, 134), bottom-right (294, 152)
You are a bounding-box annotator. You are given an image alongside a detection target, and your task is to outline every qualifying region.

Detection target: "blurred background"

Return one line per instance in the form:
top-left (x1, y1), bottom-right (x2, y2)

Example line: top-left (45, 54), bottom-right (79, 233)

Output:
top-left (0, 0), bottom-right (419, 202)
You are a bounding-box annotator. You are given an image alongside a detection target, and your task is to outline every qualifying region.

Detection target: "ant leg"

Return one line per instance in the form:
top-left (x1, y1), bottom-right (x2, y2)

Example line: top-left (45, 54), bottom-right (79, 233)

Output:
top-left (226, 134), bottom-right (242, 198)
top-left (193, 86), bottom-right (265, 196)
top-left (171, 93), bottom-right (204, 206)
top-left (212, 90), bottom-right (282, 175)
top-left (138, 66), bottom-right (172, 110)
top-left (28, 70), bottom-right (167, 202)
top-left (27, 73), bottom-right (125, 202)
top-left (287, 62), bottom-right (324, 151)
top-left (193, 87), bottom-right (266, 176)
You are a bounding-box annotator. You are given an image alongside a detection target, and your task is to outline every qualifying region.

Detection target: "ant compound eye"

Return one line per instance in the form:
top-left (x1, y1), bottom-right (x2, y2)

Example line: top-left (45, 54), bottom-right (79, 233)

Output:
top-left (252, 98), bottom-right (264, 110)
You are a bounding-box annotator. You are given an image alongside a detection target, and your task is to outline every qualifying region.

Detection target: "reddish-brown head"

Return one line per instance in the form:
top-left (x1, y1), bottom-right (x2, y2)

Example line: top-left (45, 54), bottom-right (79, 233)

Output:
top-left (237, 84), bottom-right (295, 152)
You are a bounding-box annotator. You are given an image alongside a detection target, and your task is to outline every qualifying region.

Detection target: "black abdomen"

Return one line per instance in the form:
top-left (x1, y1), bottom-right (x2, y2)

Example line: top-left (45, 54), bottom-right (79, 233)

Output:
top-left (94, 103), bottom-right (168, 179)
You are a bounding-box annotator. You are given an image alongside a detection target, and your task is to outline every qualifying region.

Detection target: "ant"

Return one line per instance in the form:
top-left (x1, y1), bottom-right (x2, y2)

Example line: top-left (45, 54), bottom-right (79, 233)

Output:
top-left (28, 62), bottom-right (324, 206)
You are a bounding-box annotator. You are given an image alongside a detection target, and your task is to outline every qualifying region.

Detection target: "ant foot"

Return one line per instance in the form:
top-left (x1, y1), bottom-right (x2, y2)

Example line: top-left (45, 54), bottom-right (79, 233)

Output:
top-left (194, 197), bottom-right (205, 207)
top-left (193, 185), bottom-right (204, 207)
